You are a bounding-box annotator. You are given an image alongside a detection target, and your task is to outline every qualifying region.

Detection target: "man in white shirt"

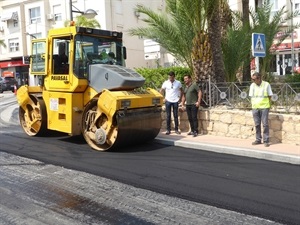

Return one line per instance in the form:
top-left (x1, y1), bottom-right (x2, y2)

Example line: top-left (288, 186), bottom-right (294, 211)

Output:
top-left (160, 71), bottom-right (183, 135)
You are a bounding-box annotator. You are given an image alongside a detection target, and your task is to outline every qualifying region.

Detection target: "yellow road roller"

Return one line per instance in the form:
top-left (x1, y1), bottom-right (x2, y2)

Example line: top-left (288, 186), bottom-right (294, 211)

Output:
top-left (17, 26), bottom-right (163, 151)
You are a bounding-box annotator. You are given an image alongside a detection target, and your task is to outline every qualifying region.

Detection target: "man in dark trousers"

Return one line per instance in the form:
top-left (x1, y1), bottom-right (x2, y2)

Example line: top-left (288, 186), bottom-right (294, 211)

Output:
top-left (160, 71), bottom-right (182, 135)
top-left (249, 72), bottom-right (273, 147)
top-left (181, 75), bottom-right (202, 137)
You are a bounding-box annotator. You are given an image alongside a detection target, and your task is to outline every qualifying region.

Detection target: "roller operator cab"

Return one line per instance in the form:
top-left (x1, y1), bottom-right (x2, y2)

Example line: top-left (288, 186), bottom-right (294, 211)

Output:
top-left (17, 26), bottom-right (163, 151)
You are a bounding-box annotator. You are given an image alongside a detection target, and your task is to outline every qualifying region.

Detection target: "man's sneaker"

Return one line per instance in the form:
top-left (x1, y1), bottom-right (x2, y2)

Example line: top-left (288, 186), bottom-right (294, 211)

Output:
top-left (175, 130), bottom-right (181, 135)
top-left (264, 142), bottom-right (270, 147)
top-left (165, 131), bottom-right (170, 135)
top-left (252, 140), bottom-right (262, 145)
top-left (193, 132), bottom-right (198, 137)
top-left (187, 131), bottom-right (194, 135)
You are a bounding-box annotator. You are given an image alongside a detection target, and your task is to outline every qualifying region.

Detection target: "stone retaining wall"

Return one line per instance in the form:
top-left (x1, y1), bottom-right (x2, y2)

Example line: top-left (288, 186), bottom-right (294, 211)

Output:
top-left (161, 107), bottom-right (300, 145)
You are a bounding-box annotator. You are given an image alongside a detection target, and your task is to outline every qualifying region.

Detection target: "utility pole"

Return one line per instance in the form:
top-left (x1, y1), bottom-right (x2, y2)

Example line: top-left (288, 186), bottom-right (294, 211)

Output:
top-left (291, 0), bottom-right (295, 73)
top-left (69, 0), bottom-right (97, 21)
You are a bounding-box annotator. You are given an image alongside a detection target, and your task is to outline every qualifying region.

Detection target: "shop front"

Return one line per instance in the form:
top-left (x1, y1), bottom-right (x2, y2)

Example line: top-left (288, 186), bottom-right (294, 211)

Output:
top-left (0, 59), bottom-right (29, 85)
top-left (269, 41), bottom-right (300, 76)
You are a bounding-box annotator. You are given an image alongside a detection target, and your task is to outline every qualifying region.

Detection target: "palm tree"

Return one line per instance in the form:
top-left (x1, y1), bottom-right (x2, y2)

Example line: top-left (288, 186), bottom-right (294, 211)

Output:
top-left (206, 0), bottom-right (228, 83)
top-left (129, 0), bottom-right (229, 83)
top-left (129, 2), bottom-right (195, 72)
top-left (188, 1), bottom-right (212, 81)
top-left (222, 17), bottom-right (251, 82)
top-left (192, 0), bottom-right (231, 82)
top-left (75, 15), bottom-right (100, 28)
top-left (242, 0), bottom-right (251, 82)
top-left (0, 39), bottom-right (6, 48)
top-left (65, 15), bottom-right (100, 28)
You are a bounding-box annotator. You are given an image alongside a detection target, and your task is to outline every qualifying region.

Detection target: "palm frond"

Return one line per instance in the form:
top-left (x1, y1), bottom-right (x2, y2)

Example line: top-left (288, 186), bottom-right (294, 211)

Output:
top-left (0, 39), bottom-right (6, 48)
top-left (128, 3), bottom-right (196, 69)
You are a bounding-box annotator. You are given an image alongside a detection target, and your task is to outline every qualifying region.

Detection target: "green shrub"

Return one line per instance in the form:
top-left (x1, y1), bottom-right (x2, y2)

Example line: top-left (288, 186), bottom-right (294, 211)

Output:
top-left (285, 73), bottom-right (300, 83)
top-left (135, 67), bottom-right (191, 89)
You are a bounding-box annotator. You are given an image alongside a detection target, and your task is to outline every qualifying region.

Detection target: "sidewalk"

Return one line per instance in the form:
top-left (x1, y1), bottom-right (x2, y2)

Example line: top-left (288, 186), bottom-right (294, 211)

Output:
top-left (154, 131), bottom-right (300, 165)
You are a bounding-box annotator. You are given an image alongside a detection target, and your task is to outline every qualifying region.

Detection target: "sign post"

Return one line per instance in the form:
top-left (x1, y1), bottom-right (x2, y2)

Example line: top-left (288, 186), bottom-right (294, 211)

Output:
top-left (252, 33), bottom-right (266, 72)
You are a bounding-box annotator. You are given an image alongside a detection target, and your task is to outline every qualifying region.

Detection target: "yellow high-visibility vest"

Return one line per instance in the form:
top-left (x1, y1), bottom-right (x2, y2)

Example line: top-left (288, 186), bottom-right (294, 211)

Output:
top-left (251, 81), bottom-right (271, 109)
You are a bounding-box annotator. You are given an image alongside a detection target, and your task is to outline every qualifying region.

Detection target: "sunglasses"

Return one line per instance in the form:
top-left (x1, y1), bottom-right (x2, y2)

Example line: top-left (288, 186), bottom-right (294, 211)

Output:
top-left (171, 83), bottom-right (173, 89)
top-left (251, 77), bottom-right (259, 81)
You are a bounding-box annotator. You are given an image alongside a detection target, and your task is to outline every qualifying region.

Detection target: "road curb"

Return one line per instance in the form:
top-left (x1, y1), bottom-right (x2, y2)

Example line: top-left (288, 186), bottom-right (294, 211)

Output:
top-left (154, 137), bottom-right (300, 165)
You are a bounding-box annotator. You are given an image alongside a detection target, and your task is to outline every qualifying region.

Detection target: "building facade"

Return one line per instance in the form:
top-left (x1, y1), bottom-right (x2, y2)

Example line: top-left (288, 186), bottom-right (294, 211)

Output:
top-left (0, 0), bottom-right (173, 85)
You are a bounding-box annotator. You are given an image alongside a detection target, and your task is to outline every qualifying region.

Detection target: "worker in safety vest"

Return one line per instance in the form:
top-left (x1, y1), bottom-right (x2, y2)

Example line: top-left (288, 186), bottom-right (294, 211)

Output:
top-left (249, 72), bottom-right (273, 147)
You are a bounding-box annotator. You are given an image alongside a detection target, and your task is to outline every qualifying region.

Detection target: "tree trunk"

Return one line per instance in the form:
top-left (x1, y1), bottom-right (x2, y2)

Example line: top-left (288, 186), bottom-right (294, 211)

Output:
top-left (192, 31), bottom-right (213, 82)
top-left (208, 1), bottom-right (226, 83)
top-left (242, 0), bottom-right (251, 82)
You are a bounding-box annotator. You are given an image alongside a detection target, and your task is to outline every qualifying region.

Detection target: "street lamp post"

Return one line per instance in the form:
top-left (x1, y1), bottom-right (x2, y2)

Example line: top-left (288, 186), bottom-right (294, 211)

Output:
top-left (25, 32), bottom-right (37, 39)
top-left (69, 0), bottom-right (98, 21)
top-left (291, 0), bottom-right (295, 73)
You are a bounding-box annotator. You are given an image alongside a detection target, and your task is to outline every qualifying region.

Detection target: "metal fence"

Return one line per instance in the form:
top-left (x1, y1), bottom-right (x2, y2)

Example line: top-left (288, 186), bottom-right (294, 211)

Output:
top-left (145, 80), bottom-right (300, 114)
top-left (201, 81), bottom-right (300, 114)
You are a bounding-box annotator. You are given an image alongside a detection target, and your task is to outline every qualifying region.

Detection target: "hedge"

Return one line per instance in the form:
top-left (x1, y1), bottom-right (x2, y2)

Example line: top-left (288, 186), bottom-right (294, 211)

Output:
top-left (135, 67), bottom-right (191, 89)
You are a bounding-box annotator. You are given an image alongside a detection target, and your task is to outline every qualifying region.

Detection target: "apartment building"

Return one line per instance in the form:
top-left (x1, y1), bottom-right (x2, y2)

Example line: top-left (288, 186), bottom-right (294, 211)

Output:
top-left (229, 0), bottom-right (300, 75)
top-left (0, 0), bottom-right (170, 85)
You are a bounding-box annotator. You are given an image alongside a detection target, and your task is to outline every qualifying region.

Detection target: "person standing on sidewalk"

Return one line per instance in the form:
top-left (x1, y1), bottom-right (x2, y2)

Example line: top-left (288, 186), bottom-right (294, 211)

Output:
top-left (249, 72), bottom-right (273, 147)
top-left (181, 74), bottom-right (202, 137)
top-left (160, 71), bottom-right (183, 135)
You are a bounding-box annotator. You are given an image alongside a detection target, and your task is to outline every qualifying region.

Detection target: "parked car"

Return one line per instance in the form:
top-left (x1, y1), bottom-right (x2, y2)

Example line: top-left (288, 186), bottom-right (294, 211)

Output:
top-left (0, 77), bottom-right (18, 93)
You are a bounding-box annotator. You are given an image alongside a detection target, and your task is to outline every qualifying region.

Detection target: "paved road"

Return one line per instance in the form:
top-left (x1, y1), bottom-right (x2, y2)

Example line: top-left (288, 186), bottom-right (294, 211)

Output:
top-left (0, 93), bottom-right (299, 224)
top-left (1, 151), bottom-right (282, 225)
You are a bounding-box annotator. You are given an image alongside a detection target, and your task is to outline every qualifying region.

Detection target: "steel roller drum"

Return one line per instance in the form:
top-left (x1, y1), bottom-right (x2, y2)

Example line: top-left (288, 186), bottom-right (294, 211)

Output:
top-left (112, 107), bottom-right (162, 149)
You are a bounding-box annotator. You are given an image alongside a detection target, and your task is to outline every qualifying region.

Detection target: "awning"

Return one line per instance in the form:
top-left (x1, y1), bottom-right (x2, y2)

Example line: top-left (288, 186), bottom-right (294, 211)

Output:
top-left (271, 41), bottom-right (300, 51)
top-left (0, 12), bottom-right (18, 22)
top-left (0, 60), bottom-right (27, 68)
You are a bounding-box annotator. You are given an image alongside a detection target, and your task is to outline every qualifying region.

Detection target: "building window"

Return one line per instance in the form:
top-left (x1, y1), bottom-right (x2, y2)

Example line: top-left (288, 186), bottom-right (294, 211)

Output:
top-left (115, 1), bottom-right (123, 14)
top-left (269, 0), bottom-right (278, 19)
top-left (295, 0), bottom-right (300, 10)
top-left (8, 38), bottom-right (19, 52)
top-left (13, 20), bottom-right (18, 27)
top-left (53, 5), bottom-right (62, 21)
top-left (269, 0), bottom-right (278, 9)
top-left (29, 7), bottom-right (41, 24)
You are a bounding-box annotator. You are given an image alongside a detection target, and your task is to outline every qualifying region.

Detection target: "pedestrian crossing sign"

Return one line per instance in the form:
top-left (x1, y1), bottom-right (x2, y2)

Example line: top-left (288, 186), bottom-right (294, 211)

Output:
top-left (252, 33), bottom-right (266, 57)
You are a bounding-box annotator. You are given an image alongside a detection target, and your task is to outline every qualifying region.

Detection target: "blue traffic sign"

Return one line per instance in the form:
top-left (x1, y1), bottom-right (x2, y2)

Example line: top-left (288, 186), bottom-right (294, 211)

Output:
top-left (252, 33), bottom-right (266, 57)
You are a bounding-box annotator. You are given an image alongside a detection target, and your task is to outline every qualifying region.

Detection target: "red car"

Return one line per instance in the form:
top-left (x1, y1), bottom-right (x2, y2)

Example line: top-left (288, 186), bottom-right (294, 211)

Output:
top-left (0, 77), bottom-right (18, 93)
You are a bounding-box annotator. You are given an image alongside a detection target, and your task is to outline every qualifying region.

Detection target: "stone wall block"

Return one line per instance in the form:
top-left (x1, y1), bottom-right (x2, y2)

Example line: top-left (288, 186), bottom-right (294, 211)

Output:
top-left (295, 123), bottom-right (300, 133)
top-left (284, 133), bottom-right (300, 144)
top-left (179, 121), bottom-right (190, 132)
top-left (199, 110), bottom-right (209, 120)
top-left (178, 111), bottom-right (188, 120)
top-left (270, 119), bottom-right (282, 132)
top-left (213, 122), bottom-right (229, 133)
top-left (201, 120), bottom-right (213, 133)
top-left (240, 126), bottom-right (253, 139)
top-left (210, 113), bottom-right (220, 121)
top-left (273, 130), bottom-right (284, 142)
top-left (232, 113), bottom-right (246, 125)
top-left (292, 116), bottom-right (300, 122)
top-left (245, 113), bottom-right (254, 125)
top-left (228, 124), bottom-right (241, 136)
top-left (219, 113), bottom-right (232, 124)
top-left (282, 122), bottom-right (295, 133)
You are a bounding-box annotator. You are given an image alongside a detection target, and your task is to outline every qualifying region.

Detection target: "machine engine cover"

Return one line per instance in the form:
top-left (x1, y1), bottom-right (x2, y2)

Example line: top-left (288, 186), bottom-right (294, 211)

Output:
top-left (89, 64), bottom-right (145, 92)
